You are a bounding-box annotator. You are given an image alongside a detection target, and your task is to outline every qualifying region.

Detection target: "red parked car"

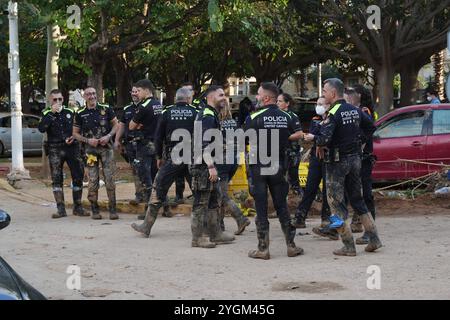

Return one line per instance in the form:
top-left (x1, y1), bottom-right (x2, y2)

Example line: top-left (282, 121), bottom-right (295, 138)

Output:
top-left (372, 104), bottom-right (450, 182)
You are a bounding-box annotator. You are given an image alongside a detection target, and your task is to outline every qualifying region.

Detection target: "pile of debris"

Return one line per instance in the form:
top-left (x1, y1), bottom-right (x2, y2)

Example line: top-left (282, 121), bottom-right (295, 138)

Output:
top-left (375, 161), bottom-right (450, 200)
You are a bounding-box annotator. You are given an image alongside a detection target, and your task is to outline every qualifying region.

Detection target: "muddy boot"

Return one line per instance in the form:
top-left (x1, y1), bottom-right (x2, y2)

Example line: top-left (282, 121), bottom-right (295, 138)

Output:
top-left (129, 194), bottom-right (144, 206)
top-left (293, 216), bottom-right (306, 229)
top-left (208, 209), bottom-right (235, 244)
top-left (248, 230), bottom-right (270, 260)
top-left (219, 206), bottom-right (226, 231)
top-left (282, 223), bottom-right (304, 257)
top-left (350, 213), bottom-right (364, 233)
top-left (312, 226), bottom-right (339, 241)
top-left (235, 217), bottom-right (250, 235)
top-left (52, 190), bottom-right (67, 219)
top-left (52, 203), bottom-right (67, 219)
top-left (72, 188), bottom-right (88, 216)
top-left (355, 232), bottom-right (370, 245)
top-left (320, 218), bottom-right (330, 228)
top-left (333, 224), bottom-right (356, 256)
top-left (91, 202), bottom-right (102, 220)
top-left (360, 214), bottom-right (382, 252)
top-left (161, 205), bottom-right (172, 218)
top-left (131, 203), bottom-right (159, 238)
top-left (191, 210), bottom-right (215, 248)
top-left (107, 189), bottom-right (118, 220)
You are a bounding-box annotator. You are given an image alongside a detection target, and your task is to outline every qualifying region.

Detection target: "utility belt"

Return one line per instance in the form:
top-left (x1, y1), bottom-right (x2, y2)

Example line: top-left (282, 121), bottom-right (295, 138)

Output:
top-left (323, 144), bottom-right (361, 163)
top-left (129, 136), bottom-right (152, 144)
top-left (44, 141), bottom-right (77, 155)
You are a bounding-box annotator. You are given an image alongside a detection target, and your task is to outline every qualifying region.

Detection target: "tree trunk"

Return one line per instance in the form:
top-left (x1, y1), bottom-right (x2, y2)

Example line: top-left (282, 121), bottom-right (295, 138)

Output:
top-left (42, 24), bottom-right (61, 179)
top-left (432, 50), bottom-right (445, 100)
top-left (399, 63), bottom-right (421, 107)
top-left (112, 54), bottom-right (132, 108)
top-left (45, 24), bottom-right (60, 99)
top-left (164, 84), bottom-right (177, 105)
top-left (375, 65), bottom-right (395, 116)
top-left (87, 56), bottom-right (106, 102)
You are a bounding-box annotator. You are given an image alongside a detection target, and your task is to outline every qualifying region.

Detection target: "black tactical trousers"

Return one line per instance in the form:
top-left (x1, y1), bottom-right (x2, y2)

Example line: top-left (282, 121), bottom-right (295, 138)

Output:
top-left (48, 143), bottom-right (84, 191)
top-left (325, 154), bottom-right (369, 220)
top-left (296, 154), bottom-right (330, 221)
top-left (361, 155), bottom-right (376, 220)
top-left (124, 142), bottom-right (144, 200)
top-left (287, 152), bottom-right (302, 191)
top-left (152, 160), bottom-right (192, 205)
top-left (248, 164), bottom-right (290, 232)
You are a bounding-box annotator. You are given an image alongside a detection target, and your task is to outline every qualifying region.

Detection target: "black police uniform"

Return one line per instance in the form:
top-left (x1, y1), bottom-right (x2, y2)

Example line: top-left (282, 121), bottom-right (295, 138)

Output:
top-left (39, 106), bottom-right (84, 217)
top-left (295, 115), bottom-right (331, 226)
top-left (74, 103), bottom-right (117, 217)
top-left (314, 100), bottom-right (376, 220)
top-left (120, 102), bottom-right (144, 202)
top-left (131, 97), bottom-right (163, 203)
top-left (131, 102), bottom-right (198, 237)
top-left (189, 104), bottom-right (234, 247)
top-left (244, 104), bottom-right (302, 254)
top-left (216, 117), bottom-right (249, 233)
top-left (360, 108), bottom-right (376, 219)
top-left (285, 109), bottom-right (303, 195)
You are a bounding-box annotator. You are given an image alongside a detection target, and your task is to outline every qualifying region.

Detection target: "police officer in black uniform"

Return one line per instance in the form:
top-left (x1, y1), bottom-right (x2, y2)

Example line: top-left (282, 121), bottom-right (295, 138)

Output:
top-left (190, 85), bottom-right (235, 248)
top-left (131, 87), bottom-right (198, 237)
top-left (304, 78), bottom-right (382, 256)
top-left (295, 97), bottom-right (333, 237)
top-left (245, 82), bottom-right (304, 260)
top-left (73, 87), bottom-right (119, 220)
top-left (216, 100), bottom-right (250, 235)
top-left (129, 79), bottom-right (163, 214)
top-left (39, 89), bottom-right (86, 219)
top-left (114, 86), bottom-right (145, 205)
top-left (276, 93), bottom-right (304, 196)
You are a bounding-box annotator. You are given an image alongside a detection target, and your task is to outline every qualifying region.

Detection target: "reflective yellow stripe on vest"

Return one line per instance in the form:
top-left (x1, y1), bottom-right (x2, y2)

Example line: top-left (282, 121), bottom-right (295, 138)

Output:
top-left (328, 103), bottom-right (341, 115)
top-left (250, 107), bottom-right (269, 120)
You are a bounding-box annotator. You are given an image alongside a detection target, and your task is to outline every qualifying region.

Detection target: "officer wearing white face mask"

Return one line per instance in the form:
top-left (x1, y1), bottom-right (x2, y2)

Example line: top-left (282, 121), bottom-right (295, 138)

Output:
top-left (293, 97), bottom-right (334, 238)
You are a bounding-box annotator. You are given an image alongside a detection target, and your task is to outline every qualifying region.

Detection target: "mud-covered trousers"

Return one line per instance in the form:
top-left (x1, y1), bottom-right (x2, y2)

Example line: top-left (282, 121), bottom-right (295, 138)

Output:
top-left (48, 143), bottom-right (84, 193)
top-left (124, 141), bottom-right (144, 200)
top-left (189, 165), bottom-right (219, 238)
top-left (85, 146), bottom-right (116, 204)
top-left (151, 160), bottom-right (192, 206)
top-left (325, 154), bottom-right (369, 220)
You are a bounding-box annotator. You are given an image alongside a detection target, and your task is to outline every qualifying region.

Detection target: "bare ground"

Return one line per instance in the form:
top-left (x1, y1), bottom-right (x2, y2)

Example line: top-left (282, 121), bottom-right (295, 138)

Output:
top-left (1, 179), bottom-right (450, 300)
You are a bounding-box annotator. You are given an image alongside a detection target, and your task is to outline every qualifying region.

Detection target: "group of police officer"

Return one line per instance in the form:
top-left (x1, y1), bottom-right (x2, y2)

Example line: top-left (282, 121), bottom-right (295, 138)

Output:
top-left (39, 77), bottom-right (381, 259)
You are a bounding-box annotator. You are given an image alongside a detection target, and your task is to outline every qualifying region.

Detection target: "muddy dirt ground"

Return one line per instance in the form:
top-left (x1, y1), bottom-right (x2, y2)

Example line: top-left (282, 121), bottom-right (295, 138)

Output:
top-left (1, 172), bottom-right (450, 300)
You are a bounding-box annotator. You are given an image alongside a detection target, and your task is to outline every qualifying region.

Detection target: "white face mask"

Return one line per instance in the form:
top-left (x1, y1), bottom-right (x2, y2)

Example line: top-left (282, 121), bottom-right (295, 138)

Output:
top-left (316, 105), bottom-right (326, 116)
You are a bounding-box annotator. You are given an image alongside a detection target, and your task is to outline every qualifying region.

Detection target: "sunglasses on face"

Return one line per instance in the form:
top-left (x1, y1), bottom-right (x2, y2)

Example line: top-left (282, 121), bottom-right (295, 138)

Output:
top-left (52, 98), bottom-right (63, 102)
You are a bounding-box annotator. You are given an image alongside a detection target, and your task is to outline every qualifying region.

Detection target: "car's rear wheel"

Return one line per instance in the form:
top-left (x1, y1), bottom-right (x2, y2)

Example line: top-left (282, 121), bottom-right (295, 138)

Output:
top-left (0, 141), bottom-right (4, 156)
